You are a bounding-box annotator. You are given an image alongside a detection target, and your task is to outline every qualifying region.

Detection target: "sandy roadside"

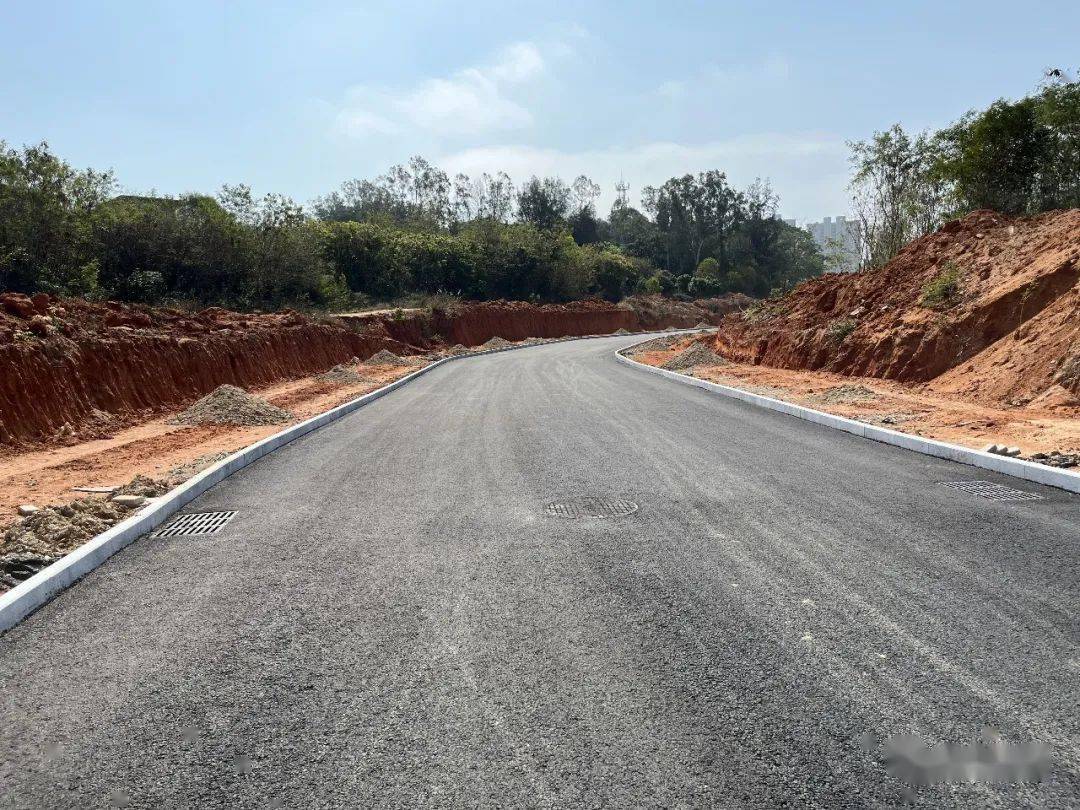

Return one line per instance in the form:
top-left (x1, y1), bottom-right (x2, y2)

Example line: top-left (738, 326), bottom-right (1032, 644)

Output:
top-left (0, 362), bottom-right (421, 534)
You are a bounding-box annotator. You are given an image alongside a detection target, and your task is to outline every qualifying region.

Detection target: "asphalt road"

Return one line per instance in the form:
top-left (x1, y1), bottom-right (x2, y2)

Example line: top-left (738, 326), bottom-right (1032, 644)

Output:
top-left (2, 336), bottom-right (1078, 808)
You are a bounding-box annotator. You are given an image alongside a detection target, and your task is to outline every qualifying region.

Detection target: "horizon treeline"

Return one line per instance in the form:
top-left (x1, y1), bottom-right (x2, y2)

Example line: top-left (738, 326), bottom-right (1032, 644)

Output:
top-left (0, 145), bottom-right (824, 312)
top-left (1, 80), bottom-right (1076, 312)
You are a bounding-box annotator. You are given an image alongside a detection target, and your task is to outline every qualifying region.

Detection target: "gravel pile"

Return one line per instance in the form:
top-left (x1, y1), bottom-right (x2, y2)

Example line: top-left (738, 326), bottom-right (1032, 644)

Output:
top-left (365, 349), bottom-right (405, 365)
top-left (625, 335), bottom-right (681, 355)
top-left (817, 384), bottom-right (879, 404)
top-left (1028, 450), bottom-right (1079, 468)
top-left (614, 328), bottom-right (631, 335)
top-left (446, 344), bottom-right (471, 356)
top-left (661, 342), bottom-right (727, 371)
top-left (170, 385), bottom-right (292, 427)
top-left (481, 336), bottom-right (514, 349)
top-left (316, 364), bottom-right (367, 384)
top-left (694, 322), bottom-right (712, 329)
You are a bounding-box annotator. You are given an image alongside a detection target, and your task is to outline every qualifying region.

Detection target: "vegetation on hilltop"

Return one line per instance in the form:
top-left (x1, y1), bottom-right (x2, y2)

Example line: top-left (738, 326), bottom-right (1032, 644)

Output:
top-left (1, 80), bottom-right (1076, 312)
top-left (849, 80), bottom-right (1080, 268)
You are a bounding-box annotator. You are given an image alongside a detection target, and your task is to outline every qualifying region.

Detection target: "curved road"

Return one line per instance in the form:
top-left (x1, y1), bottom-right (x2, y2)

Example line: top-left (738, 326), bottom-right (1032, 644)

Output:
top-left (2, 336), bottom-right (1078, 808)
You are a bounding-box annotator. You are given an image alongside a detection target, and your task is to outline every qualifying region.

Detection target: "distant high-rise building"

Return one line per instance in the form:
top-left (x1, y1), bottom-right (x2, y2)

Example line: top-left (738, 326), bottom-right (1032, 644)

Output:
top-left (782, 215), bottom-right (862, 272)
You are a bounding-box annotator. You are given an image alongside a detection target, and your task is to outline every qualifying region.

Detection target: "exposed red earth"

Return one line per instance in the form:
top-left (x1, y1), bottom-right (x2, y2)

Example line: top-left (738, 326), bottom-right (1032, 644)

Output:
top-left (706, 209), bottom-right (1080, 410)
top-left (631, 209), bottom-right (1080, 465)
top-left (0, 293), bottom-right (746, 448)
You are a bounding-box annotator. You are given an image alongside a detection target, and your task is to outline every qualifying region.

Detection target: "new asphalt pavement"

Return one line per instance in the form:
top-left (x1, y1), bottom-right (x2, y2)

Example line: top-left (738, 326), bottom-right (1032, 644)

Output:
top-left (1, 335), bottom-right (1078, 808)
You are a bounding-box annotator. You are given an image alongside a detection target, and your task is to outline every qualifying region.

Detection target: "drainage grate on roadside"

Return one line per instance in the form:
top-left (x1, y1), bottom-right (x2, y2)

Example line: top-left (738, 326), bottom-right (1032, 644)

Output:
top-left (940, 481), bottom-right (1044, 502)
top-left (545, 497), bottom-right (639, 519)
top-left (153, 511), bottom-right (237, 537)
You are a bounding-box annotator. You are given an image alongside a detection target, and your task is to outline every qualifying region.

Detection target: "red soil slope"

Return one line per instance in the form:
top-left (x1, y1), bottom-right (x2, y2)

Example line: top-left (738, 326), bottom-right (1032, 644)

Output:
top-left (354, 294), bottom-right (749, 348)
top-left (0, 294), bottom-right (747, 446)
top-left (710, 209), bottom-right (1080, 408)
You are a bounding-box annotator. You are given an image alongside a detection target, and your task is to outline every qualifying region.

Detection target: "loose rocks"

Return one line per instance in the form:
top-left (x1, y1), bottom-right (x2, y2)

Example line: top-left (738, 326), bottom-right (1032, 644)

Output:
top-left (1028, 450), bottom-right (1079, 468)
top-left (661, 342), bottom-right (727, 371)
top-left (316, 364), bottom-right (367, 384)
top-left (169, 385), bottom-right (292, 427)
top-left (817, 384), bottom-right (879, 404)
top-left (365, 349), bottom-right (406, 365)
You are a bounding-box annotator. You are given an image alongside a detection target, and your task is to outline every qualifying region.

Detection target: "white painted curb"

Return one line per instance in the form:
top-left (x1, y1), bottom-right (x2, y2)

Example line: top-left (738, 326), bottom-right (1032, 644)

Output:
top-left (0, 327), bottom-right (703, 633)
top-left (616, 343), bottom-right (1080, 495)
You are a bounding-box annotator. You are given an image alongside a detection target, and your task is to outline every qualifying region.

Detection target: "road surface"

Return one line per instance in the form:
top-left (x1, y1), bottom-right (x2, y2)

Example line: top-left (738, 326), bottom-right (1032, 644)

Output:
top-left (2, 335), bottom-right (1078, 808)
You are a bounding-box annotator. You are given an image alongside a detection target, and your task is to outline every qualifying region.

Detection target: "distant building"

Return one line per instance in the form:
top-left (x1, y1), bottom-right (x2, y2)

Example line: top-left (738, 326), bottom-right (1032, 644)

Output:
top-left (781, 215), bottom-right (861, 272)
top-left (807, 216), bottom-right (861, 273)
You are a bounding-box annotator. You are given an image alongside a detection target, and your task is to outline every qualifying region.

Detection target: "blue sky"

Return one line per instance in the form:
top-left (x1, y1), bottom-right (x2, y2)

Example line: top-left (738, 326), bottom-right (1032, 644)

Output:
top-left (2, 1), bottom-right (1076, 221)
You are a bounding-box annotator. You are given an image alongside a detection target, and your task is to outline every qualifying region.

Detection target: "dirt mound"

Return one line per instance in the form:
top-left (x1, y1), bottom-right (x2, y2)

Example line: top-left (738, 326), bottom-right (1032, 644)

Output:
top-left (0, 498), bottom-right (129, 588)
top-left (661, 342), bottom-right (727, 371)
top-left (316, 364), bottom-right (367, 384)
top-left (365, 349), bottom-right (405, 365)
top-left (614, 328), bottom-right (631, 335)
top-left (446, 344), bottom-right (471, 355)
top-left (170, 385), bottom-right (292, 427)
top-left (710, 209), bottom-right (1080, 408)
top-left (0, 475), bottom-right (173, 591)
top-left (625, 335), bottom-right (682, 355)
top-left (815, 384), bottom-right (878, 404)
top-left (481, 336), bottom-right (514, 349)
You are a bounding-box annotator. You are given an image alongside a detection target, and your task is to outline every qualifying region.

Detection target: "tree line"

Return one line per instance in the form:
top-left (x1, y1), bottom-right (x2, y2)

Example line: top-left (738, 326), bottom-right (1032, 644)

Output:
top-left (3, 78), bottom-right (1074, 312)
top-left (849, 79), bottom-right (1080, 268)
top-left (0, 146), bottom-right (824, 311)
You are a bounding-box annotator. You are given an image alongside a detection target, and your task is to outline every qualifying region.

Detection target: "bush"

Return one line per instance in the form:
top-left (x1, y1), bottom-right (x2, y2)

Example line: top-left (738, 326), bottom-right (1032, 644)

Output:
top-left (921, 262), bottom-right (962, 308)
top-left (826, 318), bottom-right (857, 343)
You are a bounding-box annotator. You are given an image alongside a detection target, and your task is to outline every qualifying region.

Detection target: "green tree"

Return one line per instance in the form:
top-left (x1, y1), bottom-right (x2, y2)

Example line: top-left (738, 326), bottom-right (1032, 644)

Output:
top-left (642, 171), bottom-right (743, 276)
top-left (0, 141), bottom-right (114, 294)
top-left (516, 177), bottom-right (570, 230)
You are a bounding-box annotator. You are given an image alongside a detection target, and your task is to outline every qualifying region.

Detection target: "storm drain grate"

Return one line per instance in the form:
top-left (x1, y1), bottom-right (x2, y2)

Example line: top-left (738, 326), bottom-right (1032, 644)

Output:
top-left (545, 497), bottom-right (639, 519)
top-left (154, 511), bottom-right (237, 537)
top-left (940, 481), bottom-right (1044, 501)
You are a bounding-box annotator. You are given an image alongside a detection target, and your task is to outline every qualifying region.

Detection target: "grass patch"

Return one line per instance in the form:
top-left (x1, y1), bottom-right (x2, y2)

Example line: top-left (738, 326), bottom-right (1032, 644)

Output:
top-left (741, 300), bottom-right (785, 324)
top-left (826, 318), bottom-right (857, 343)
top-left (921, 262), bottom-right (962, 308)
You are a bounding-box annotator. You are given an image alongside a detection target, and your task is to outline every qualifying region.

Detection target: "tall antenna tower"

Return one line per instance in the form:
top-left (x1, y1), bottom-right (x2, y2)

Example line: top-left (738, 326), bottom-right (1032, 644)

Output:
top-left (614, 176), bottom-right (630, 209)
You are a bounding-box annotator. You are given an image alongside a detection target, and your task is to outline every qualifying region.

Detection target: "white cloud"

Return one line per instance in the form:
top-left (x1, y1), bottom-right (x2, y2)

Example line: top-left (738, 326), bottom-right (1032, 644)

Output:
top-left (437, 134), bottom-right (851, 221)
top-left (335, 41), bottom-right (549, 138)
top-left (656, 56), bottom-right (790, 101)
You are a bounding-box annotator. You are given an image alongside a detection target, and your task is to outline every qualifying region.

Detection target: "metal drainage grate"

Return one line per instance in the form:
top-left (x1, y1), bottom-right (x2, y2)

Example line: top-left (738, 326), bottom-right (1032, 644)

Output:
top-left (154, 511), bottom-right (237, 537)
top-left (940, 481), bottom-right (1044, 502)
top-left (545, 497), bottom-right (639, 519)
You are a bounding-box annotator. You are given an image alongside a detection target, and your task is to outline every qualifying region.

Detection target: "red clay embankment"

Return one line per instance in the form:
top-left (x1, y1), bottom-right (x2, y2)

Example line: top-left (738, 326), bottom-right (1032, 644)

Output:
top-left (350, 295), bottom-right (749, 348)
top-left (0, 294), bottom-right (749, 446)
top-left (708, 209), bottom-right (1080, 408)
top-left (0, 299), bottom-right (414, 446)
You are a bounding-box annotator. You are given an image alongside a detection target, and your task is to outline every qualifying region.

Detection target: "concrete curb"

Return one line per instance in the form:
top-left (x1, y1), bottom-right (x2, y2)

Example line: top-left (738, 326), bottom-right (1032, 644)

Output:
top-left (0, 327), bottom-right (703, 633)
top-left (615, 345), bottom-right (1080, 495)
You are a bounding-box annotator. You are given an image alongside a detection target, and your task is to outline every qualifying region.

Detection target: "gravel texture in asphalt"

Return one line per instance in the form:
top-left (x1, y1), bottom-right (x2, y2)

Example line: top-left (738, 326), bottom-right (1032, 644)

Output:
top-left (1, 335), bottom-right (1078, 808)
